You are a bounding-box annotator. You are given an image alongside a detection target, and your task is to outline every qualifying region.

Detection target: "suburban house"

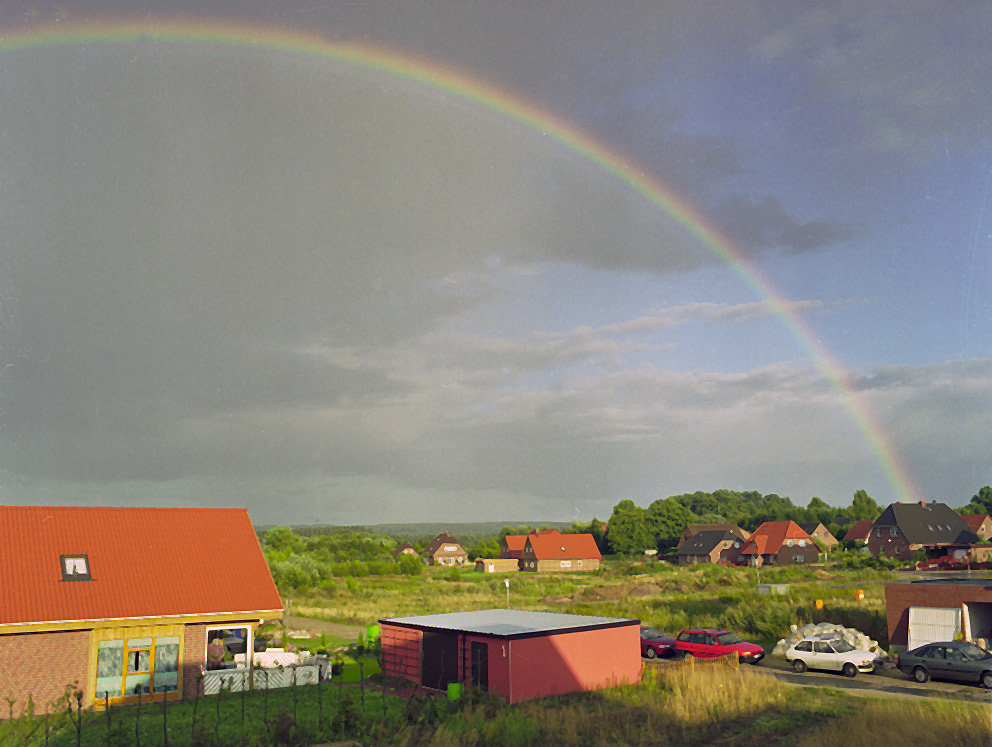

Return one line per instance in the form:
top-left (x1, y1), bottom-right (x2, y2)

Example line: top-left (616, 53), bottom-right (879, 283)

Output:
top-left (379, 608), bottom-right (641, 703)
top-left (677, 524), bottom-right (749, 548)
top-left (500, 529), bottom-right (560, 560)
top-left (961, 514), bottom-right (992, 542)
top-left (520, 533), bottom-right (601, 572)
top-left (392, 542), bottom-right (419, 559)
top-left (425, 532), bottom-right (469, 566)
top-left (737, 520), bottom-right (819, 566)
top-left (840, 519), bottom-right (874, 544)
top-left (676, 530), bottom-right (746, 565)
top-left (797, 522), bottom-right (839, 549)
top-left (866, 502), bottom-right (979, 561)
top-left (884, 578), bottom-right (992, 651)
top-left (0, 506), bottom-right (282, 715)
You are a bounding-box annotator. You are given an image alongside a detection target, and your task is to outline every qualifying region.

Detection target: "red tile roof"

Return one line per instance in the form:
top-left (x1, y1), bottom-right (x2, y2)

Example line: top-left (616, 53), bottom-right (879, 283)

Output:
top-left (0, 506), bottom-right (283, 627)
top-left (841, 519), bottom-right (874, 542)
top-left (738, 520), bottom-right (811, 556)
top-left (502, 535), bottom-right (529, 559)
top-left (526, 533), bottom-right (601, 560)
top-left (961, 514), bottom-right (992, 532)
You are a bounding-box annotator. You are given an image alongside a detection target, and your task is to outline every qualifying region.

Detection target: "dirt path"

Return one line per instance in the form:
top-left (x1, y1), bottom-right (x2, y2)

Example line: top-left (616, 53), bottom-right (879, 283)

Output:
top-left (282, 615), bottom-right (364, 640)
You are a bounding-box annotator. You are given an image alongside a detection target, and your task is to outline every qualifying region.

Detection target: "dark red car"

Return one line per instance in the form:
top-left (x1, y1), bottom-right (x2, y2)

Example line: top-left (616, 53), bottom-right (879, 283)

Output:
top-left (675, 628), bottom-right (764, 664)
top-left (640, 626), bottom-right (676, 659)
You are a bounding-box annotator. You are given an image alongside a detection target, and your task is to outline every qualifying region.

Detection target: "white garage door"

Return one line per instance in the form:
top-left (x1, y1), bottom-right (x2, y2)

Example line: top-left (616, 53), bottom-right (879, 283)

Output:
top-left (907, 606), bottom-right (961, 651)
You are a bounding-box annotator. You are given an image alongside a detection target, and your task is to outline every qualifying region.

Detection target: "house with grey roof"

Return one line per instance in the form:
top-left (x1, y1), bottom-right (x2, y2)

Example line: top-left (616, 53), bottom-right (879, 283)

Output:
top-left (676, 530), bottom-right (745, 565)
top-left (867, 501), bottom-right (979, 561)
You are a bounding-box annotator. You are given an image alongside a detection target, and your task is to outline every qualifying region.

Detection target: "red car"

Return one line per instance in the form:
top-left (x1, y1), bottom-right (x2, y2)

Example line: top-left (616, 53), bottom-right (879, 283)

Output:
top-left (640, 626), bottom-right (677, 659)
top-left (675, 628), bottom-right (764, 664)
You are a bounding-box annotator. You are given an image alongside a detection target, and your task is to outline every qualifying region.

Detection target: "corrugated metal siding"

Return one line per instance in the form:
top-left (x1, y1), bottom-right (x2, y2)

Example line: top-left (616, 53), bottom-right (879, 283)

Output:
top-left (907, 606), bottom-right (961, 650)
top-left (0, 506), bottom-right (283, 626)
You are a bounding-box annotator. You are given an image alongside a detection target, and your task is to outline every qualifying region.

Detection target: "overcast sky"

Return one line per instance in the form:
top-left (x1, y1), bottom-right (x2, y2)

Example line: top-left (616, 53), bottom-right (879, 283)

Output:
top-left (1, 2), bottom-right (991, 525)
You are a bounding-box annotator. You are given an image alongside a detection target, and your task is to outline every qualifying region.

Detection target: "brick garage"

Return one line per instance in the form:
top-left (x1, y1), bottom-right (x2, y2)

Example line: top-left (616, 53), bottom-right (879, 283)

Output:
top-left (0, 506), bottom-right (282, 714)
top-left (885, 578), bottom-right (992, 652)
top-left (380, 609), bottom-right (641, 703)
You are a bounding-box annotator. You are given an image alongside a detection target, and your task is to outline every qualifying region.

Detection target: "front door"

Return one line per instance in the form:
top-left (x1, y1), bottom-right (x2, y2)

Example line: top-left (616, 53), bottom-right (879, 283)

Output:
top-left (421, 631), bottom-right (459, 690)
top-left (470, 642), bottom-right (488, 691)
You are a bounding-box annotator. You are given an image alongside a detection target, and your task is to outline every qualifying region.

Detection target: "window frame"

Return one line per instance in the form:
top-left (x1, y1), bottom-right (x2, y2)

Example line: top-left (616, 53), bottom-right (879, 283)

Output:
top-left (59, 554), bottom-right (92, 582)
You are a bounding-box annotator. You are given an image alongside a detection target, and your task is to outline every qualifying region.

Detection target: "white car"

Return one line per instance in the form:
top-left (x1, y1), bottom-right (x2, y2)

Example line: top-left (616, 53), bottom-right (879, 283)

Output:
top-left (785, 637), bottom-right (877, 677)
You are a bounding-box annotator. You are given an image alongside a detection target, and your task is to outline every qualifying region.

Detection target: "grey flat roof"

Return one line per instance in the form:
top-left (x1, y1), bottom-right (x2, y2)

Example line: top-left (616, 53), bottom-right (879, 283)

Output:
top-left (379, 608), bottom-right (639, 638)
top-left (897, 576), bottom-right (992, 587)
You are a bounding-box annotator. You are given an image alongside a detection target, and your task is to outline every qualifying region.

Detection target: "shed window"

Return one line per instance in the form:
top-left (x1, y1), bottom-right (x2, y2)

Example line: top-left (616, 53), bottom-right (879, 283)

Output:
top-left (889, 527), bottom-right (898, 536)
top-left (60, 554), bottom-right (91, 581)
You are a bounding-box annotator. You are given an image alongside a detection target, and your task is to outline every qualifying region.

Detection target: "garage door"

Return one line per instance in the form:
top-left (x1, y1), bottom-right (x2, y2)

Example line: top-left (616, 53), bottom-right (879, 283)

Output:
top-left (907, 606), bottom-right (961, 651)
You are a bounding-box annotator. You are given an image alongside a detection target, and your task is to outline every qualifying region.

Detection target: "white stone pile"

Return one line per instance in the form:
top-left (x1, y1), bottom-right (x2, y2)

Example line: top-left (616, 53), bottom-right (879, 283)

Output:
top-left (772, 622), bottom-right (883, 657)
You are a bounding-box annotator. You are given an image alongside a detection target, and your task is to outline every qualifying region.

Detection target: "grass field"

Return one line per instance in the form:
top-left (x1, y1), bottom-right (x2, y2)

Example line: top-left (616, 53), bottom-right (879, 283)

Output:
top-left (291, 561), bottom-right (899, 648)
top-left (12, 653), bottom-right (987, 746)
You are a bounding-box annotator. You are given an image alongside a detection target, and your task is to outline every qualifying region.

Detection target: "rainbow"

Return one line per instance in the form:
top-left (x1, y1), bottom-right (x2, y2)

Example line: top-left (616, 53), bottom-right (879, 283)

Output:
top-left (0, 19), bottom-right (920, 504)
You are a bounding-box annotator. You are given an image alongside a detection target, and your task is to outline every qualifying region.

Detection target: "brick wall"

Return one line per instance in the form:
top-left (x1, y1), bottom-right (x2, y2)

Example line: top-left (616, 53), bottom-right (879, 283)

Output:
top-left (0, 630), bottom-right (90, 717)
top-left (182, 624), bottom-right (208, 700)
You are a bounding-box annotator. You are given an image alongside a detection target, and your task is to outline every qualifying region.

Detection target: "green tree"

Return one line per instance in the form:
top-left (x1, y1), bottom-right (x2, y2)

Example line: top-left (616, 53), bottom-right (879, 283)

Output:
top-left (849, 489), bottom-right (881, 521)
top-left (645, 497), bottom-right (692, 551)
top-left (397, 553), bottom-right (423, 576)
top-left (606, 500), bottom-right (654, 555)
top-left (967, 486), bottom-right (992, 514)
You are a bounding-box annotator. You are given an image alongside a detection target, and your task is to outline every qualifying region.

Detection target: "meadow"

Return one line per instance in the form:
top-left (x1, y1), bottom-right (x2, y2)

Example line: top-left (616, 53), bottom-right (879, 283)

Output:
top-left (289, 560), bottom-right (897, 649)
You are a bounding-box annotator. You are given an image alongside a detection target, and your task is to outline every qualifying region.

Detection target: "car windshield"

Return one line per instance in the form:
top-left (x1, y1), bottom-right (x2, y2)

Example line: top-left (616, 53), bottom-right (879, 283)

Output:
top-left (832, 640), bottom-right (855, 653)
top-left (642, 628), bottom-right (661, 639)
top-left (715, 633), bottom-right (741, 645)
top-left (957, 643), bottom-right (987, 659)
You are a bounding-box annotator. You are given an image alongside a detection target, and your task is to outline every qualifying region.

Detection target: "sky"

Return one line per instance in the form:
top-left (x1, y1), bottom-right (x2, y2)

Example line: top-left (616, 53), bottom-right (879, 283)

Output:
top-left (1, 1), bottom-right (991, 526)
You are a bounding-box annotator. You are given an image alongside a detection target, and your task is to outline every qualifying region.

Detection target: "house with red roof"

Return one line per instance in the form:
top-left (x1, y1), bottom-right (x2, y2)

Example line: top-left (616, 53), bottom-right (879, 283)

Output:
top-left (0, 506), bottom-right (282, 714)
top-left (961, 513), bottom-right (992, 542)
top-left (840, 519), bottom-right (874, 544)
top-left (737, 520), bottom-right (818, 567)
top-left (520, 532), bottom-right (601, 572)
top-left (500, 529), bottom-right (560, 560)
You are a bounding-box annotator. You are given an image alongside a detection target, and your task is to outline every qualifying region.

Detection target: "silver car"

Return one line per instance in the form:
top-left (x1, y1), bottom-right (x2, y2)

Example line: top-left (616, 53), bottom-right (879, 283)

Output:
top-left (896, 641), bottom-right (992, 688)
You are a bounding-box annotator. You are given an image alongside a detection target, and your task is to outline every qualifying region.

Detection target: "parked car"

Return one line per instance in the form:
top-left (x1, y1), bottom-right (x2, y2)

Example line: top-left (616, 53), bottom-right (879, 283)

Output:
top-left (675, 628), bottom-right (764, 664)
top-left (785, 637), bottom-right (877, 677)
top-left (640, 626), bottom-right (676, 659)
top-left (895, 641), bottom-right (992, 688)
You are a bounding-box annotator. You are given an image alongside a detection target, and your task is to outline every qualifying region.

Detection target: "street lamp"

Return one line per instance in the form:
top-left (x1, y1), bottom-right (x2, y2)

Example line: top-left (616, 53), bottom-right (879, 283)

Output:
top-left (504, 578), bottom-right (510, 608)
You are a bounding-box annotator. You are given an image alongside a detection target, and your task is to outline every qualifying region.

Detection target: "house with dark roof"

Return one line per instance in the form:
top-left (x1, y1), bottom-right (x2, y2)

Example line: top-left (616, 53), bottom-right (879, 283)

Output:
top-left (840, 519), bottom-right (874, 544)
top-left (520, 533), bottom-right (601, 572)
top-left (392, 542), bottom-right (419, 559)
top-left (677, 524), bottom-right (749, 548)
top-left (0, 506), bottom-right (282, 715)
top-left (676, 530), bottom-right (745, 565)
top-left (737, 520), bottom-right (818, 567)
top-left (961, 514), bottom-right (992, 542)
top-left (868, 502), bottom-right (980, 561)
top-left (797, 522), bottom-right (839, 548)
top-left (379, 609), bottom-right (640, 702)
top-left (425, 532), bottom-right (469, 566)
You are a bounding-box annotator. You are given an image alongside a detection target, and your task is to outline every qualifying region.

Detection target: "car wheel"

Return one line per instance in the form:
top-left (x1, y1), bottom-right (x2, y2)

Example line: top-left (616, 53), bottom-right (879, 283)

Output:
top-left (842, 663), bottom-right (857, 678)
top-left (792, 659), bottom-right (807, 674)
top-left (912, 666), bottom-right (930, 684)
top-left (981, 671), bottom-right (992, 689)
top-left (645, 646), bottom-right (656, 659)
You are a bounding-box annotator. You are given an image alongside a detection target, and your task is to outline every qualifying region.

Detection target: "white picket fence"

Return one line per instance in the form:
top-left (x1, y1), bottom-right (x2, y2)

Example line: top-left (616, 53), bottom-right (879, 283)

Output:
top-left (201, 665), bottom-right (320, 695)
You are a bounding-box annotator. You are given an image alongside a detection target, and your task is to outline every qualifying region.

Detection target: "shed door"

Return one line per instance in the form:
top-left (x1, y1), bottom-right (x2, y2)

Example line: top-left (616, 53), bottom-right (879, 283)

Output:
top-left (470, 641), bottom-right (489, 691)
top-left (421, 631), bottom-right (459, 690)
top-left (908, 606), bottom-right (961, 651)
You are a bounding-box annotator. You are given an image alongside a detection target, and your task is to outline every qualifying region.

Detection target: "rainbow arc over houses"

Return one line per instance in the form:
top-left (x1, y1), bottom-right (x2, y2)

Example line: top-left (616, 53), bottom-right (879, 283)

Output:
top-left (0, 19), bottom-right (920, 504)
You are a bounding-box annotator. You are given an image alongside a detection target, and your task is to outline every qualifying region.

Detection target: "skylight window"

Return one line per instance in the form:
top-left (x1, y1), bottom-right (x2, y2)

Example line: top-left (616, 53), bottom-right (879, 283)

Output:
top-left (60, 554), bottom-right (91, 581)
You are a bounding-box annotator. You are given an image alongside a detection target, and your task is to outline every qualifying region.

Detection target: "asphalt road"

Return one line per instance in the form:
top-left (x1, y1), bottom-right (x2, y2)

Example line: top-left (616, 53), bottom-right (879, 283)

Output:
top-left (648, 655), bottom-right (992, 705)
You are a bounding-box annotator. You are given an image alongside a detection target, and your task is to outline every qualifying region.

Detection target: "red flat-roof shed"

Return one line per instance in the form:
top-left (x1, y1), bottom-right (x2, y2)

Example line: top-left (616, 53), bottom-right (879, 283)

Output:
top-left (379, 608), bottom-right (641, 703)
